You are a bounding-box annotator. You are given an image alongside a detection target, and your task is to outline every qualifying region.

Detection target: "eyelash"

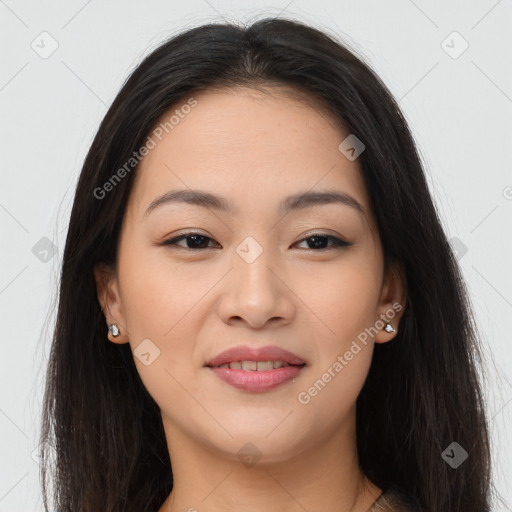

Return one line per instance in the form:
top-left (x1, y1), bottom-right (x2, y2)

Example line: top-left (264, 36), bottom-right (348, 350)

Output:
top-left (161, 231), bottom-right (352, 251)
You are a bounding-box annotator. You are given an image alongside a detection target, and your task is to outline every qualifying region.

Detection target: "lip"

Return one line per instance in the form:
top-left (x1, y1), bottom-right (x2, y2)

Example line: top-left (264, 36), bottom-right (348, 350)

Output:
top-left (205, 345), bottom-right (306, 367)
top-left (205, 345), bottom-right (307, 393)
top-left (208, 365), bottom-right (305, 392)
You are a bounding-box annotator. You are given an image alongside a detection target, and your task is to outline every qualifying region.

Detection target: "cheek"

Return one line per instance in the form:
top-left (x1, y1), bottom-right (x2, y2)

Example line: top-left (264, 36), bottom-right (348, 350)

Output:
top-left (294, 255), bottom-right (380, 411)
top-left (116, 243), bottom-right (210, 404)
top-left (118, 242), bottom-right (210, 338)
top-left (295, 347), bottom-right (373, 439)
top-left (295, 251), bottom-right (382, 347)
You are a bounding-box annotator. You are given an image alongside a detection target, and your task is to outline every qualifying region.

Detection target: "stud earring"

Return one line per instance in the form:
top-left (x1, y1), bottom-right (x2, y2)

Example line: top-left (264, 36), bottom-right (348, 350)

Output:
top-left (108, 324), bottom-right (120, 337)
top-left (384, 322), bottom-right (396, 333)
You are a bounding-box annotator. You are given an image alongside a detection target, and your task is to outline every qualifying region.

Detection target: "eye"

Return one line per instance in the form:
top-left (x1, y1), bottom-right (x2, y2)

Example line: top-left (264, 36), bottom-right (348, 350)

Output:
top-left (294, 233), bottom-right (352, 251)
top-left (161, 232), bottom-right (219, 250)
top-left (161, 231), bottom-right (352, 251)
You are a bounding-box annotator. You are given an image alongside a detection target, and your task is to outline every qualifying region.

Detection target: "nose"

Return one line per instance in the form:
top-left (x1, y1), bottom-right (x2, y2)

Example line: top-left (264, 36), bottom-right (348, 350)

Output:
top-left (217, 242), bottom-right (295, 329)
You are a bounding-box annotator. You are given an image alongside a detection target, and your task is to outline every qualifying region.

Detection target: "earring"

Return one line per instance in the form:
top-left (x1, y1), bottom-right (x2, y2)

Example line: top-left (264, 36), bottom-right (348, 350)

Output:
top-left (108, 324), bottom-right (120, 337)
top-left (384, 322), bottom-right (396, 333)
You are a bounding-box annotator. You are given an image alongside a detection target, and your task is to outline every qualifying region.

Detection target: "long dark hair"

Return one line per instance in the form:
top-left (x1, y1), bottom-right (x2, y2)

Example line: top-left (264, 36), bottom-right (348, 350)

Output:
top-left (40, 17), bottom-right (491, 511)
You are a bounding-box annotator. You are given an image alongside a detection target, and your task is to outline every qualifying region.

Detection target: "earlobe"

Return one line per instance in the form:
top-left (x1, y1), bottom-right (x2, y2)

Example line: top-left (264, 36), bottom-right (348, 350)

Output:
top-left (107, 323), bottom-right (128, 344)
top-left (374, 317), bottom-right (399, 344)
top-left (93, 263), bottom-right (129, 344)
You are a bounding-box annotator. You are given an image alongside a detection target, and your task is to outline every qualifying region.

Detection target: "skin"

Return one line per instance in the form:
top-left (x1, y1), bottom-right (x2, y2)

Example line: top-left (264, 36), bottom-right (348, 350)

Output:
top-left (94, 86), bottom-right (407, 512)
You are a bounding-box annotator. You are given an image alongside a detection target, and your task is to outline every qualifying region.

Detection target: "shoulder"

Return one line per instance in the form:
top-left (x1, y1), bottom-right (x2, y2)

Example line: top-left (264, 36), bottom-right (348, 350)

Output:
top-left (368, 484), bottom-right (421, 512)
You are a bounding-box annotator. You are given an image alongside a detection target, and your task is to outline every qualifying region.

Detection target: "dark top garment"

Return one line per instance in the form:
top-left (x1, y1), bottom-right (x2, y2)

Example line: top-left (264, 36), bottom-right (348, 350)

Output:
top-left (368, 484), bottom-right (420, 512)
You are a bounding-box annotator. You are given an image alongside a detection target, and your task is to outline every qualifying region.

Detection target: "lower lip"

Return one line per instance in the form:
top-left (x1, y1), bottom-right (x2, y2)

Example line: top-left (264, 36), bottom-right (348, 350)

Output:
top-left (207, 365), bottom-right (305, 392)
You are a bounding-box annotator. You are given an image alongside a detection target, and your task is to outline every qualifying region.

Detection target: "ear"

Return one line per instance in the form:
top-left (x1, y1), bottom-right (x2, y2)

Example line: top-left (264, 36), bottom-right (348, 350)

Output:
top-left (374, 259), bottom-right (407, 344)
top-left (93, 263), bottom-right (129, 344)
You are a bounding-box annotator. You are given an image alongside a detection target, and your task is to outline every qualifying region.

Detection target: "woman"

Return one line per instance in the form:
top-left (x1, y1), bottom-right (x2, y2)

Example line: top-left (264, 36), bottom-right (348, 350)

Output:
top-left (39, 17), bottom-right (491, 512)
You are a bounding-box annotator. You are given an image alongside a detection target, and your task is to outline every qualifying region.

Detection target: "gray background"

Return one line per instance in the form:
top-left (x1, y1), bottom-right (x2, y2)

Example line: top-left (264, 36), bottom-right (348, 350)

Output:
top-left (0, 1), bottom-right (511, 510)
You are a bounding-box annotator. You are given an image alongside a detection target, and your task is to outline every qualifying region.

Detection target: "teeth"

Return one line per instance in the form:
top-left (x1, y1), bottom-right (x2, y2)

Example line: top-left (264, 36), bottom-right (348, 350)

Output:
top-left (216, 360), bottom-right (291, 371)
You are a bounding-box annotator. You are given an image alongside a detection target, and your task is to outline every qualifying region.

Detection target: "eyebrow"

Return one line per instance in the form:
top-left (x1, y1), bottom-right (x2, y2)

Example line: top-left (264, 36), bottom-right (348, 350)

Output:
top-left (143, 188), bottom-right (365, 218)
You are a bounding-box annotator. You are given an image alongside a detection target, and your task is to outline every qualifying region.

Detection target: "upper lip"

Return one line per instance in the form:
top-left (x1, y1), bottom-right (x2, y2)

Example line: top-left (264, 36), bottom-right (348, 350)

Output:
top-left (205, 345), bottom-right (306, 367)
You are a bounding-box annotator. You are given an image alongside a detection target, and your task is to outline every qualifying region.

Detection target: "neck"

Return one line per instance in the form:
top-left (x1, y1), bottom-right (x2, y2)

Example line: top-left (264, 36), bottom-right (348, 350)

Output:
top-left (157, 408), bottom-right (382, 512)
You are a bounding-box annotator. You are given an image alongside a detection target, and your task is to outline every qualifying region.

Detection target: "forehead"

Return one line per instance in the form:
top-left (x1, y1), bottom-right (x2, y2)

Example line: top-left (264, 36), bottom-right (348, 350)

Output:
top-left (129, 86), bottom-right (372, 223)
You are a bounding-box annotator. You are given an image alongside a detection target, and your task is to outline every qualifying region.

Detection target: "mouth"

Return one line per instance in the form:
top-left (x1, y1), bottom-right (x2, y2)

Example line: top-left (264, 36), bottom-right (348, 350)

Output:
top-left (205, 345), bottom-right (307, 392)
top-left (208, 360), bottom-right (306, 371)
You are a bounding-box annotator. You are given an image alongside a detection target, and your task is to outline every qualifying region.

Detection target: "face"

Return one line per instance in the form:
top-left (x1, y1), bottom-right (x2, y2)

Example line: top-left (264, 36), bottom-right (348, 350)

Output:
top-left (95, 86), bottom-right (405, 464)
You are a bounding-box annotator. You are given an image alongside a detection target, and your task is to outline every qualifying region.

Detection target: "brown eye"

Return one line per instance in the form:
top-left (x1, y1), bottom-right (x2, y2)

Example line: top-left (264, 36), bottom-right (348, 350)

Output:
top-left (295, 234), bottom-right (352, 251)
top-left (162, 233), bottom-right (219, 250)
